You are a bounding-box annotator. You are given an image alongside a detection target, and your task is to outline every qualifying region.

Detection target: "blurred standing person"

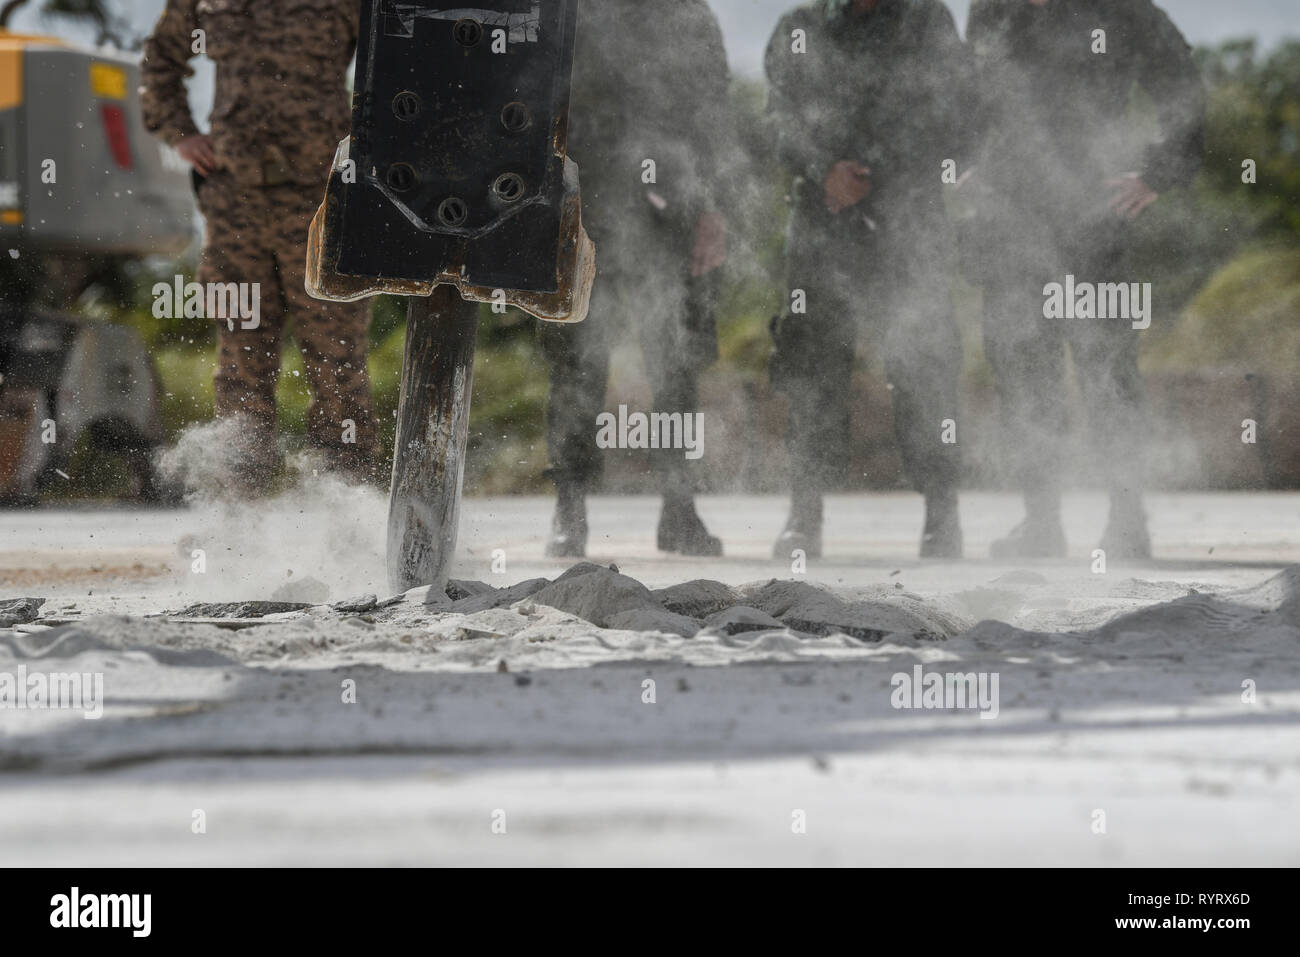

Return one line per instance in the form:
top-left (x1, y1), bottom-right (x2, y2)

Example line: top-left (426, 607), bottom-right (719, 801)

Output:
top-left (141, 0), bottom-right (380, 485)
top-left (967, 0), bottom-right (1206, 556)
top-left (538, 0), bottom-right (733, 557)
top-left (965, 0), bottom-right (1205, 558)
top-left (764, 0), bottom-right (974, 559)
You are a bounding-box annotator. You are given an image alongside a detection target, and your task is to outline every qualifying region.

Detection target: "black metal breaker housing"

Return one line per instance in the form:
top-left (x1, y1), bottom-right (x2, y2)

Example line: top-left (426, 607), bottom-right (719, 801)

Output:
top-left (307, 0), bottom-right (592, 321)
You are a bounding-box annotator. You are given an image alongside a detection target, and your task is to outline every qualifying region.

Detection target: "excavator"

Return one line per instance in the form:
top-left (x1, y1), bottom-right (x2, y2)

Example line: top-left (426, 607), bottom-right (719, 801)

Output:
top-left (0, 4), bottom-right (193, 503)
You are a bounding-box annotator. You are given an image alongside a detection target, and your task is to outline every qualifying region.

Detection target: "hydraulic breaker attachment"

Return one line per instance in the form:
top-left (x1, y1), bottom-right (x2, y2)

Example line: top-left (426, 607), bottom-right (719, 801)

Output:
top-left (305, 1), bottom-right (592, 592)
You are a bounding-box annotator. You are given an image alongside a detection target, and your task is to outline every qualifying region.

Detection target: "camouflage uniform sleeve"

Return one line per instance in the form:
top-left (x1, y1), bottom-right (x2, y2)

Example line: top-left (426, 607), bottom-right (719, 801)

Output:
top-left (763, 10), bottom-right (828, 185)
top-left (1131, 0), bottom-right (1206, 192)
top-left (140, 0), bottom-right (201, 147)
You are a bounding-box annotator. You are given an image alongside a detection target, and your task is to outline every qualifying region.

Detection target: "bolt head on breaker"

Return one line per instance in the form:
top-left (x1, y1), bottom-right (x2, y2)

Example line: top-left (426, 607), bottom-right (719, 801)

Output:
top-left (306, 0), bottom-right (594, 322)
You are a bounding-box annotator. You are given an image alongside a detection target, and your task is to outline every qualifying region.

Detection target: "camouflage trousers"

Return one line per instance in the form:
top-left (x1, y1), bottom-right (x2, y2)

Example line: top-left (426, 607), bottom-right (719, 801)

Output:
top-left (196, 173), bottom-right (380, 482)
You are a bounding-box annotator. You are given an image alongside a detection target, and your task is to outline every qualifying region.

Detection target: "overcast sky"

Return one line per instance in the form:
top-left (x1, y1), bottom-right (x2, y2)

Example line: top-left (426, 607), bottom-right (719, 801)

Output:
top-left (13, 0), bottom-right (1298, 78)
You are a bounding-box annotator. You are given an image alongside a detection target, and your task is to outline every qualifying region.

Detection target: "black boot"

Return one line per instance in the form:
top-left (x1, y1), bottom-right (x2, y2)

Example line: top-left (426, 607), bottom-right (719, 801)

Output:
top-left (772, 487), bottom-right (822, 560)
top-left (920, 488), bottom-right (963, 559)
top-left (1099, 489), bottom-right (1151, 560)
top-left (545, 480), bottom-right (587, 558)
top-left (657, 492), bottom-right (723, 556)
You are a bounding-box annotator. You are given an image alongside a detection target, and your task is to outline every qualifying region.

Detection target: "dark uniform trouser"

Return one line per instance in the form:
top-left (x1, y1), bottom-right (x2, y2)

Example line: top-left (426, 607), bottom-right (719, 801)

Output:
top-left (196, 173), bottom-right (380, 480)
top-left (537, 218), bottom-right (718, 493)
top-left (977, 211), bottom-right (1146, 504)
top-left (772, 194), bottom-right (963, 496)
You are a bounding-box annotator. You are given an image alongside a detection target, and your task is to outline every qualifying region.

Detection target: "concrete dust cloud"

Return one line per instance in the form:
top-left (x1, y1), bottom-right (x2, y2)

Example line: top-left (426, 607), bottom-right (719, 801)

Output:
top-left (158, 419), bottom-right (387, 602)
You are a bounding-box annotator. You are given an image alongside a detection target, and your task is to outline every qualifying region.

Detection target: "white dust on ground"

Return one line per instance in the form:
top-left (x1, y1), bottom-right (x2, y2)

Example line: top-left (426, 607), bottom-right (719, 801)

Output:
top-left (5, 563), bottom-right (1297, 677)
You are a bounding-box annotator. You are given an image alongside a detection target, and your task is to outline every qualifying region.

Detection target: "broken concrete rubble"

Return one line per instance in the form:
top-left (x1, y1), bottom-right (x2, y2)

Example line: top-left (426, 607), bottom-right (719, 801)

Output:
top-left (604, 608), bottom-right (700, 637)
top-left (332, 594), bottom-right (378, 613)
top-left (528, 565), bottom-right (663, 629)
top-left (653, 580), bottom-right (739, 619)
top-left (737, 579), bottom-right (965, 642)
top-left (0, 597), bottom-right (45, 628)
top-left (172, 601), bottom-right (312, 620)
top-left (444, 579), bottom-right (497, 601)
top-left (154, 564), bottom-right (971, 644)
top-left (448, 578), bottom-right (549, 614)
top-left (703, 605), bottom-right (786, 636)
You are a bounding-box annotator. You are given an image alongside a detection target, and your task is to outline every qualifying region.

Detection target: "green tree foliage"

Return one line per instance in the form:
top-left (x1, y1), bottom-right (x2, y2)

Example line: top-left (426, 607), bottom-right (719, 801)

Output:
top-left (1121, 39), bottom-right (1300, 328)
top-left (1197, 39), bottom-right (1300, 239)
top-left (1143, 41), bottom-right (1300, 375)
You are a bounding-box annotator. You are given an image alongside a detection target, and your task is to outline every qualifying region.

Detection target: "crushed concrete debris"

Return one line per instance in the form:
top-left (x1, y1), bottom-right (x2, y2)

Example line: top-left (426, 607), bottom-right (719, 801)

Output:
top-left (0, 597), bottom-right (45, 628)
